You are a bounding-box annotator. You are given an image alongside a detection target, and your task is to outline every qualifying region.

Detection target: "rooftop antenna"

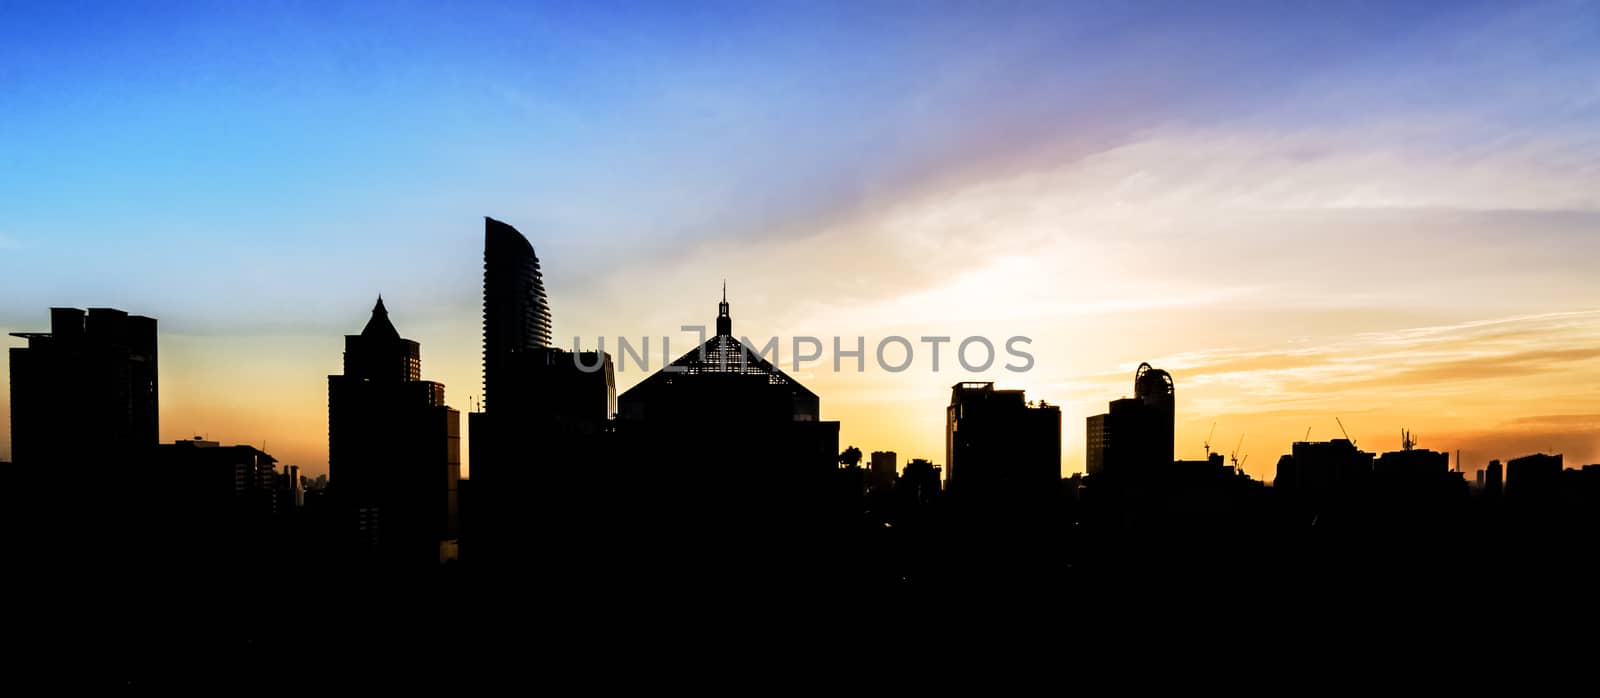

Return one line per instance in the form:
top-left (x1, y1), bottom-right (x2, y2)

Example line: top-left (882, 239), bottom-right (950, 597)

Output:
top-left (1203, 422), bottom-right (1217, 458)
top-left (1401, 429), bottom-right (1417, 451)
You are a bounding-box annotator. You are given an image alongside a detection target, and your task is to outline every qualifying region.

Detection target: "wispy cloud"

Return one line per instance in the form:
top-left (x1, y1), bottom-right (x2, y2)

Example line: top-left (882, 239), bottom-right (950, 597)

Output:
top-left (1092, 310), bottom-right (1600, 470)
top-left (1143, 310), bottom-right (1600, 390)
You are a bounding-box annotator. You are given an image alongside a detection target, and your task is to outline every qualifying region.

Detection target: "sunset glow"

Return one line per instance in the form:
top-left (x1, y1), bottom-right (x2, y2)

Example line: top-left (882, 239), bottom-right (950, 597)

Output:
top-left (4, 1), bottom-right (1598, 478)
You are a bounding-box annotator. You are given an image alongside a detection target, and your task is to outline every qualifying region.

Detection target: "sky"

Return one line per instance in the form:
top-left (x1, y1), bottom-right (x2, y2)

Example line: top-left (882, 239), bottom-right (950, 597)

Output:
top-left (3, 0), bottom-right (1599, 479)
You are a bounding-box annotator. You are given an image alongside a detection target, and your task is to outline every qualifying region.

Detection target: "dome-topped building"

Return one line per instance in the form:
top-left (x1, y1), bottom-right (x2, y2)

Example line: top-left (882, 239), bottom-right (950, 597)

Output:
top-left (1086, 361), bottom-right (1176, 477)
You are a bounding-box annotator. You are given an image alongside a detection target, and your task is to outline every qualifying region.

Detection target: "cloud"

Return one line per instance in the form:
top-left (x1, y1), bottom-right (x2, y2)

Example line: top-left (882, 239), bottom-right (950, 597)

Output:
top-left (1144, 310), bottom-right (1600, 395)
top-left (1508, 414), bottom-right (1600, 428)
top-left (1365, 346), bottom-right (1600, 387)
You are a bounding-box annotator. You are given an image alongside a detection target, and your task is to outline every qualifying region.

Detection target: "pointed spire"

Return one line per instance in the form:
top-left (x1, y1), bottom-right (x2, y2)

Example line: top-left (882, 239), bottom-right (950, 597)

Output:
top-left (716, 283), bottom-right (732, 337)
top-left (362, 294), bottom-right (401, 340)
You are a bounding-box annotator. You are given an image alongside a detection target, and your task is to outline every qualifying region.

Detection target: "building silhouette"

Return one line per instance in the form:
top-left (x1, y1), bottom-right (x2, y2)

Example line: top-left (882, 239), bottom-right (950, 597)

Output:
top-left (158, 437), bottom-right (281, 517)
top-left (945, 382), bottom-right (1060, 498)
top-left (1085, 362), bottom-right (1173, 477)
top-left (616, 290), bottom-right (840, 513)
top-left (9, 307), bottom-right (160, 562)
top-left (328, 297), bottom-right (460, 564)
top-left (1371, 437), bottom-right (1466, 515)
top-left (869, 450), bottom-right (898, 494)
top-left (150, 438), bottom-right (290, 554)
top-left (9, 307), bottom-right (158, 470)
top-left (482, 215), bottom-right (553, 409)
top-left (898, 458), bottom-right (942, 507)
top-left (466, 217), bottom-right (615, 565)
top-left (1485, 459), bottom-right (1504, 498)
top-left (1273, 439), bottom-right (1372, 492)
top-left (1506, 453), bottom-right (1563, 501)
top-left (278, 464), bottom-right (305, 510)
top-left (1272, 438), bottom-right (1373, 523)
top-left (1077, 363), bottom-right (1265, 528)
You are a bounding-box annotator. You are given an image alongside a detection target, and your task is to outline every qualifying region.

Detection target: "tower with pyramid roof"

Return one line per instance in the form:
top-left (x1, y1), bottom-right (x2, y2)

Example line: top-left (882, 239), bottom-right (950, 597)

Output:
top-left (328, 297), bottom-right (461, 565)
top-left (619, 289), bottom-right (820, 424)
top-left (616, 290), bottom-right (839, 512)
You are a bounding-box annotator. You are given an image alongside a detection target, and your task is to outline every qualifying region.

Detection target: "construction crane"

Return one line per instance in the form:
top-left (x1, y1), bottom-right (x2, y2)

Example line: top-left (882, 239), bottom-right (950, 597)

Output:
top-left (1203, 422), bottom-right (1217, 458)
top-left (1336, 417), bottom-right (1356, 447)
top-left (1304, 426), bottom-right (1312, 442)
top-left (1230, 435), bottom-right (1244, 470)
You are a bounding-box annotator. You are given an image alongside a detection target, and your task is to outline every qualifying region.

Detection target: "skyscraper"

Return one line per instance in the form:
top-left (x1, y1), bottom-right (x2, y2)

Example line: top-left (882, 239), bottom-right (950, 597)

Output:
top-left (482, 216), bottom-right (553, 410)
top-left (869, 450), bottom-right (898, 494)
top-left (1272, 438), bottom-right (1373, 521)
top-left (945, 382), bottom-right (1061, 497)
top-left (468, 217), bottom-right (614, 565)
top-left (328, 298), bottom-right (460, 564)
top-left (9, 307), bottom-right (158, 469)
top-left (1084, 362), bottom-right (1174, 477)
top-left (10, 307), bottom-right (159, 560)
top-left (1506, 452), bottom-right (1563, 500)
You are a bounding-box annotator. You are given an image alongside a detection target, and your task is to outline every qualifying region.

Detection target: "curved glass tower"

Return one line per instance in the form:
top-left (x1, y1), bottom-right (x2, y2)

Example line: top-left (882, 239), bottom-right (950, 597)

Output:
top-left (482, 216), bottom-right (552, 409)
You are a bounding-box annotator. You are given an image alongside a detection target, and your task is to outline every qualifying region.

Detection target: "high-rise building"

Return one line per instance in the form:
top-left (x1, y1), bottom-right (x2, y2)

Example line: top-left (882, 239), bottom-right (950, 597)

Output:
top-left (468, 217), bottom-right (614, 565)
top-left (1373, 443), bottom-right (1464, 510)
top-left (9, 307), bottom-right (158, 469)
top-left (278, 464), bottom-right (305, 509)
top-left (156, 437), bottom-right (281, 517)
top-left (616, 291), bottom-right (840, 506)
top-left (482, 216), bottom-right (553, 410)
top-left (328, 298), bottom-right (460, 564)
top-left (945, 382), bottom-right (1060, 497)
top-left (1485, 459), bottom-right (1504, 499)
top-left (1085, 413), bottom-right (1109, 476)
top-left (1272, 438), bottom-right (1374, 514)
top-left (1084, 362), bottom-right (1173, 477)
top-left (135, 437), bottom-right (287, 565)
top-left (869, 450), bottom-right (898, 494)
top-left (1506, 453), bottom-right (1563, 500)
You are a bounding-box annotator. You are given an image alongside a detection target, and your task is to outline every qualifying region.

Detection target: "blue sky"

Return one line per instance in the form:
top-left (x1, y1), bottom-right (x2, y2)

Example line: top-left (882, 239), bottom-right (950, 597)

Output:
top-left (2, 1), bottom-right (1520, 295)
top-left (3, 1), bottom-right (1598, 474)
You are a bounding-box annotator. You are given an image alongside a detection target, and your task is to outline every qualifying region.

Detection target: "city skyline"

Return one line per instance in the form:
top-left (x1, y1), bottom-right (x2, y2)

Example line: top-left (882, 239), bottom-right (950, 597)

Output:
top-left (8, 5), bottom-right (1600, 681)
top-left (5, 1), bottom-right (1600, 477)
top-left (5, 270), bottom-right (1596, 480)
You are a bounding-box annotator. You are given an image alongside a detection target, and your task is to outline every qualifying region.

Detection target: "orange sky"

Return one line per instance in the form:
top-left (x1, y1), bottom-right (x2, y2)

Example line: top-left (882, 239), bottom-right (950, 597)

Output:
top-left (4, 2), bottom-right (1600, 477)
top-left (6, 123), bottom-right (1599, 479)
